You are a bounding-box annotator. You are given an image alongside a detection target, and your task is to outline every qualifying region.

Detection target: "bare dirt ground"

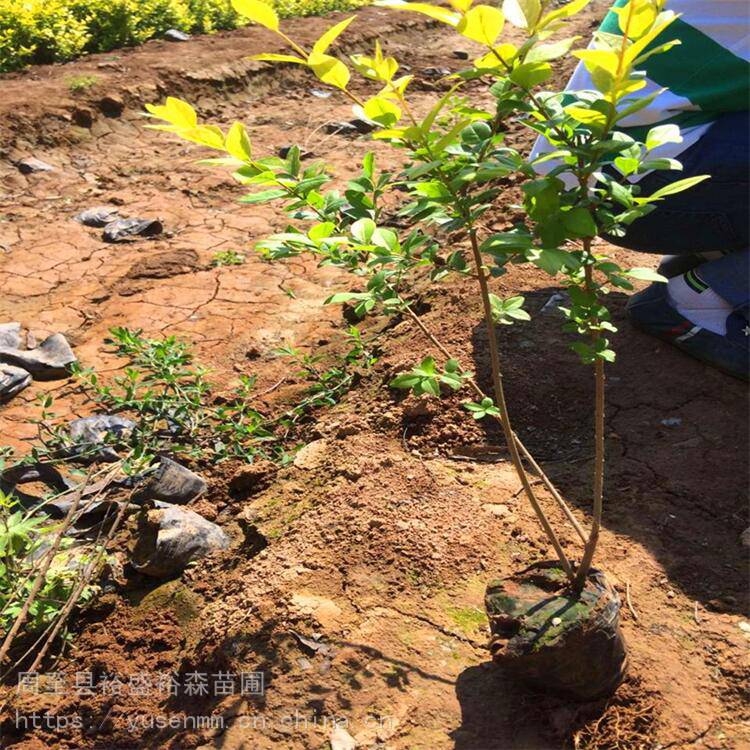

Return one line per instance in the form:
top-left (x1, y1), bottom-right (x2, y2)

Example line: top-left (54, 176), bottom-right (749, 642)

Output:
top-left (1, 4), bottom-right (748, 749)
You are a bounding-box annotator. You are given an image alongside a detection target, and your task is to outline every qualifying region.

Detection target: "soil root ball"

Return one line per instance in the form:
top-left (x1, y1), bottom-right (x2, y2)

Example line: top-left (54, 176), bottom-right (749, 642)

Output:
top-left (485, 561), bottom-right (627, 701)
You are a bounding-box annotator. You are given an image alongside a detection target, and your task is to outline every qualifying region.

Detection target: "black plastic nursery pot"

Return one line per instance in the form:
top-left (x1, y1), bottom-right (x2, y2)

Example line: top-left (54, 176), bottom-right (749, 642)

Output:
top-left (484, 561), bottom-right (628, 701)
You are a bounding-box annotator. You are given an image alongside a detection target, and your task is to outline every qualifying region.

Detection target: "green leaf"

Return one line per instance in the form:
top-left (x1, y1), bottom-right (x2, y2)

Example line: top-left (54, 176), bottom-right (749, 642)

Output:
top-left (563, 207), bottom-right (597, 237)
top-left (308, 221), bottom-right (335, 241)
top-left (324, 292), bottom-right (371, 304)
top-left (351, 218), bottom-right (376, 243)
top-left (644, 175), bottom-right (710, 202)
top-left (239, 189), bottom-right (287, 204)
top-left (532, 247), bottom-right (578, 275)
top-left (645, 123), bottom-right (682, 151)
top-left (510, 61), bottom-right (551, 88)
top-left (526, 36), bottom-right (580, 63)
top-left (625, 267), bottom-right (668, 283)
top-left (372, 227), bottom-right (399, 251)
top-left (460, 121), bottom-right (493, 146)
top-left (390, 374), bottom-right (420, 389)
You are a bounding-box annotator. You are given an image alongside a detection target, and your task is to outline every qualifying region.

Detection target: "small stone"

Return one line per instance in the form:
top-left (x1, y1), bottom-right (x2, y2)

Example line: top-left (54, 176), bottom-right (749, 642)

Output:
top-left (324, 121), bottom-right (360, 136)
top-left (0, 322), bottom-right (22, 349)
top-left (422, 67), bottom-right (451, 78)
top-left (102, 217), bottom-right (163, 242)
top-left (741, 527), bottom-right (750, 548)
top-left (738, 621), bottom-right (750, 634)
top-left (293, 439), bottom-right (328, 469)
top-left (164, 29), bottom-right (191, 41)
top-left (541, 291), bottom-right (570, 314)
top-left (67, 415), bottom-right (135, 462)
top-left (453, 50), bottom-right (470, 60)
top-left (131, 504), bottom-right (230, 578)
top-left (135, 457), bottom-right (207, 504)
top-left (660, 417), bottom-right (682, 427)
top-left (551, 617), bottom-right (562, 626)
top-left (482, 503), bottom-right (511, 518)
top-left (310, 89), bottom-right (331, 98)
top-left (74, 206), bottom-right (121, 227)
top-left (0, 365), bottom-right (31, 401)
top-left (350, 118), bottom-right (376, 134)
top-left (17, 157), bottom-right (54, 174)
top-left (0, 333), bottom-right (76, 380)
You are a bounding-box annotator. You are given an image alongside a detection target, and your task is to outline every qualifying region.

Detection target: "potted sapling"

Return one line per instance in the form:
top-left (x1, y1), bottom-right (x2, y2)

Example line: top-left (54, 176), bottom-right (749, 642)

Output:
top-left (144, 0), bottom-right (705, 699)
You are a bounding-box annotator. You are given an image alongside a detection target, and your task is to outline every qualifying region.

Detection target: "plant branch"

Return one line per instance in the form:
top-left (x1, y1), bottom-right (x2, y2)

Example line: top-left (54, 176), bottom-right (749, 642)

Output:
top-left (468, 229), bottom-right (573, 578)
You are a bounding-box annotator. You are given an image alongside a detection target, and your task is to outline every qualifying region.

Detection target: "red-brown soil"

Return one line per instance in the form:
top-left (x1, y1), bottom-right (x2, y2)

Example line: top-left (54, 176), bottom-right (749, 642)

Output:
top-left (1, 4), bottom-right (748, 749)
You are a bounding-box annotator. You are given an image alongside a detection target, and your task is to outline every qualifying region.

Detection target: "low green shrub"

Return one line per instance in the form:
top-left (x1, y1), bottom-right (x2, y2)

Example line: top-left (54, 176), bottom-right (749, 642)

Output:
top-left (0, 0), bottom-right (367, 73)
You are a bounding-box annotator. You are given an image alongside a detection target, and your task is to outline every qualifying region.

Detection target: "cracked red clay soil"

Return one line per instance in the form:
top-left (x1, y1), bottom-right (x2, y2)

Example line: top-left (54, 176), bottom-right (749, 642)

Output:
top-left (0, 4), bottom-right (748, 749)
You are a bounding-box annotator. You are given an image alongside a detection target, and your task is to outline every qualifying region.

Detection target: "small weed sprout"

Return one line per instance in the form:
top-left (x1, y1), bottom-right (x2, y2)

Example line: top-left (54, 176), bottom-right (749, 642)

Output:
top-left (66, 75), bottom-right (99, 94)
top-left (145, 0), bottom-right (705, 590)
top-left (211, 249), bottom-right (246, 266)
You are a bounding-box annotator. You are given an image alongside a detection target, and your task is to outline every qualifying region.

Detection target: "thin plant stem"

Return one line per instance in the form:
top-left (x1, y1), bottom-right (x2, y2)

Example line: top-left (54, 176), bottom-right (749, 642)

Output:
top-left (468, 229), bottom-right (573, 578)
top-left (573, 253), bottom-right (606, 590)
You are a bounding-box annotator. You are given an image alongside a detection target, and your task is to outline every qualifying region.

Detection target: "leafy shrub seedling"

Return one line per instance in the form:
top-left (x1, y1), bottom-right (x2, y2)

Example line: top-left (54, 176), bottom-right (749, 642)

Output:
top-left (145, 0), bottom-right (705, 594)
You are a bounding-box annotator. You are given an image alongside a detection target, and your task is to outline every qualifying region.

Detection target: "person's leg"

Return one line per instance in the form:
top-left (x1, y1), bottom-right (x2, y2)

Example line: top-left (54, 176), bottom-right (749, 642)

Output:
top-left (606, 110), bottom-right (749, 258)
top-left (612, 111), bottom-right (749, 379)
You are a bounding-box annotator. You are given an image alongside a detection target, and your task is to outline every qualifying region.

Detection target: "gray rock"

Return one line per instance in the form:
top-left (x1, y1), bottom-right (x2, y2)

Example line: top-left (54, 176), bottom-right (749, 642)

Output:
top-left (324, 121), bottom-right (360, 136)
top-left (350, 118), bottom-right (376, 134)
top-left (422, 67), bottom-right (451, 78)
top-left (67, 415), bottom-right (135, 462)
top-left (0, 333), bottom-right (76, 379)
top-left (453, 50), bottom-right (469, 60)
top-left (74, 206), bottom-right (121, 227)
top-left (164, 28), bottom-right (191, 41)
top-left (0, 364), bottom-right (31, 401)
top-left (131, 505), bottom-right (230, 578)
top-left (134, 457), bottom-right (207, 504)
top-left (102, 218), bottom-right (163, 242)
top-left (17, 157), bottom-right (54, 174)
top-left (0, 322), bottom-right (21, 349)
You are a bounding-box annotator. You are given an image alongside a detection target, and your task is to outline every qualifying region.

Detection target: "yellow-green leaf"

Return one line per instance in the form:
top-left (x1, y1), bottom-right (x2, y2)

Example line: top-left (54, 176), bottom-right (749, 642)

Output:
top-left (188, 125), bottom-right (226, 149)
top-left (572, 48), bottom-right (620, 93)
top-left (449, 0), bottom-right (473, 10)
top-left (231, 0), bottom-right (278, 31)
top-left (313, 16), bottom-right (356, 55)
top-left (225, 122), bottom-right (253, 160)
top-left (538, 0), bottom-right (591, 30)
top-left (251, 53), bottom-right (305, 64)
top-left (502, 0), bottom-right (540, 30)
top-left (565, 105), bottom-right (607, 128)
top-left (624, 11), bottom-right (678, 65)
top-left (613, 0), bottom-right (657, 39)
top-left (375, 0), bottom-right (460, 26)
top-left (145, 97), bottom-right (197, 128)
top-left (363, 96), bottom-right (402, 127)
top-left (307, 51), bottom-right (350, 90)
top-left (474, 43), bottom-right (516, 69)
top-left (457, 5), bottom-right (505, 45)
